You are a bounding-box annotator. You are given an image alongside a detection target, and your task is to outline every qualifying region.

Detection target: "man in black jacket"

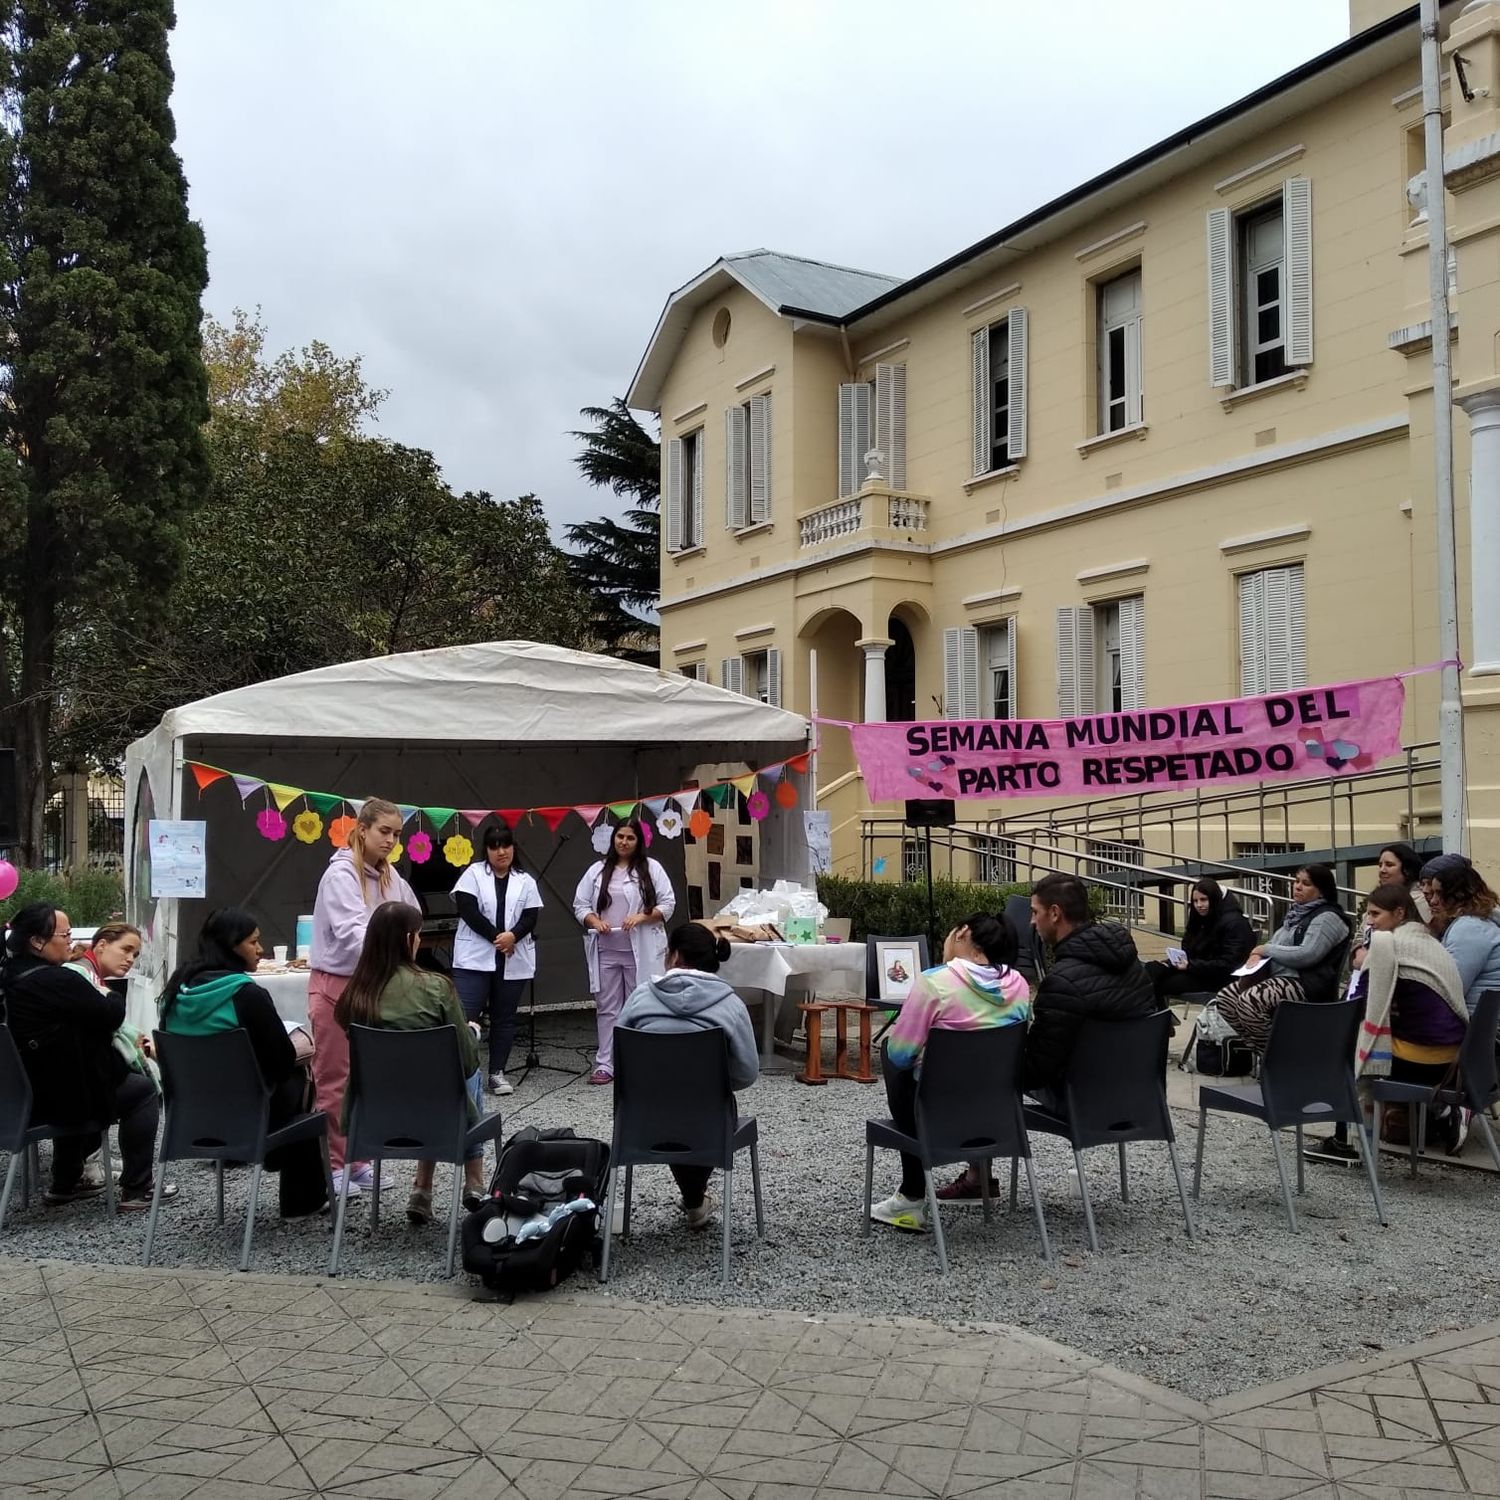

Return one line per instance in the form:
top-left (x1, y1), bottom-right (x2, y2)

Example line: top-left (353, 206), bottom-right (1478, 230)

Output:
top-left (1023, 873), bottom-right (1155, 1098)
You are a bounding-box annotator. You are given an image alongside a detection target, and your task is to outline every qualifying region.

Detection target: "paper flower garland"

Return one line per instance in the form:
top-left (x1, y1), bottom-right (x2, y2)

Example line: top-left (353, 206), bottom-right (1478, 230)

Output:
top-left (655, 808), bottom-right (684, 839)
top-left (388, 841), bottom-right (403, 864)
top-left (688, 808), bottom-right (713, 839)
top-left (293, 810), bottom-right (323, 845)
top-left (328, 814), bottom-right (356, 848)
top-left (256, 808), bottom-right (287, 841)
top-left (746, 790), bottom-right (770, 821)
top-left (639, 821), bottom-right (653, 848)
top-left (408, 830), bottom-right (433, 864)
top-left (775, 779), bottom-right (798, 809)
top-left (443, 834), bottom-right (473, 868)
top-left (591, 823), bottom-right (614, 855)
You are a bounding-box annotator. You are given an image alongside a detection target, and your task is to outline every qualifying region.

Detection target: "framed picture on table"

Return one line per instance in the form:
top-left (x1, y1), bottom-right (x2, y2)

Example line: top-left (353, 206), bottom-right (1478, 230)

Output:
top-left (874, 941), bottom-right (920, 1003)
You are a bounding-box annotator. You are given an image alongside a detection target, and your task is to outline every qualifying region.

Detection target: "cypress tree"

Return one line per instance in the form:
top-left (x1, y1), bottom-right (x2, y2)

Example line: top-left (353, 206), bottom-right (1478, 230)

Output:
top-left (0, 0), bottom-right (208, 861)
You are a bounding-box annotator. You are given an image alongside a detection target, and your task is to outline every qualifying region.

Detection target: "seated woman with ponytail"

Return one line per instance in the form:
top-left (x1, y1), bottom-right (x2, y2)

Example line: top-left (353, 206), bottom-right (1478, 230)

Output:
top-left (159, 908), bottom-right (329, 1219)
top-left (868, 913), bottom-right (1031, 1233)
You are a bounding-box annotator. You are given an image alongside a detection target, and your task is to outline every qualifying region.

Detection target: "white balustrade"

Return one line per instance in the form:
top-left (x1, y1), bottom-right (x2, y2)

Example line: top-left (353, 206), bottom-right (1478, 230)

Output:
top-left (799, 497), bottom-right (864, 547)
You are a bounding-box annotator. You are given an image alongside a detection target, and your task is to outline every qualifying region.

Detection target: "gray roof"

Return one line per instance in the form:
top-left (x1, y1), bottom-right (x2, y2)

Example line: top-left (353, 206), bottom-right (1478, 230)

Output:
top-left (720, 249), bottom-right (902, 319)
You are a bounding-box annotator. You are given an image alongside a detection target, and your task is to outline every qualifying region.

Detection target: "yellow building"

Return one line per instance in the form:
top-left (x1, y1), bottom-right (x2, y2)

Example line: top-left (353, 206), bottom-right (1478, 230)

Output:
top-left (628, 1), bottom-right (1500, 894)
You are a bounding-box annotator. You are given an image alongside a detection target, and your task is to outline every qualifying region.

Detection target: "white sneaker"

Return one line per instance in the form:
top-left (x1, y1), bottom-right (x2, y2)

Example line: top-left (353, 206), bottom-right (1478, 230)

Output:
top-left (489, 1072), bottom-right (514, 1096)
top-left (347, 1163), bottom-right (394, 1192)
top-left (869, 1192), bottom-right (928, 1232)
top-left (331, 1167), bottom-right (362, 1198)
top-left (683, 1195), bottom-right (714, 1230)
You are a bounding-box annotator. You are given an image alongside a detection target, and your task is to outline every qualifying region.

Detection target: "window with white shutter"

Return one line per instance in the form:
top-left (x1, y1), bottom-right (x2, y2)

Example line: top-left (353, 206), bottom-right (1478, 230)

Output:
top-left (1116, 595), bottom-right (1145, 710)
top-left (1238, 564), bottom-right (1306, 696)
top-left (1207, 208), bottom-right (1234, 389)
top-left (1088, 596), bottom-right (1144, 712)
top-left (724, 406), bottom-right (747, 530)
top-left (971, 310), bottom-right (1028, 474)
top-left (748, 392), bottom-right (772, 524)
top-left (689, 429), bottom-right (704, 546)
top-left (739, 649), bottom-right (781, 706)
top-left (1097, 270), bottom-right (1143, 433)
top-left (665, 437), bottom-right (684, 552)
top-left (838, 382), bottom-right (872, 498)
top-left (874, 362), bottom-right (907, 489)
top-left (1283, 176), bottom-right (1313, 368)
top-left (720, 656), bottom-right (745, 696)
top-left (942, 627), bottom-right (980, 719)
top-left (766, 647), bottom-right (782, 708)
top-left (982, 621), bottom-right (1016, 719)
top-left (669, 432), bottom-right (702, 549)
top-left (680, 662), bottom-right (708, 682)
top-left (1055, 607), bottom-right (1097, 718)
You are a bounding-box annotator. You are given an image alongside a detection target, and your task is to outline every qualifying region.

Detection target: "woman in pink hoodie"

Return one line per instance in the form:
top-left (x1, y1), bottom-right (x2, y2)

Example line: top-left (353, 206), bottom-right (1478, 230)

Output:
top-left (309, 797), bottom-right (419, 1195)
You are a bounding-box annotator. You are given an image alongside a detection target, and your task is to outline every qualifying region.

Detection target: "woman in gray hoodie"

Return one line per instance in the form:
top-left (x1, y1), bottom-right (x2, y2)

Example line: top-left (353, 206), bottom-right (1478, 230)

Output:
top-left (617, 922), bottom-right (758, 1227)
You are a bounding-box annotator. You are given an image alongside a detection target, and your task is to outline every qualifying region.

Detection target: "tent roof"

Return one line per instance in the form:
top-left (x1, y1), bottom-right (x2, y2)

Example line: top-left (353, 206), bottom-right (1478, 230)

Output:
top-left (138, 640), bottom-right (810, 747)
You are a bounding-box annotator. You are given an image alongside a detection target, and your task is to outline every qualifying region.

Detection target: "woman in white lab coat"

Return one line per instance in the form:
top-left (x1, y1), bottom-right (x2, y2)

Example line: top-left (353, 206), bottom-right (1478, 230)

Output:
top-left (451, 826), bottom-right (543, 1096)
top-left (571, 818), bottom-right (675, 1084)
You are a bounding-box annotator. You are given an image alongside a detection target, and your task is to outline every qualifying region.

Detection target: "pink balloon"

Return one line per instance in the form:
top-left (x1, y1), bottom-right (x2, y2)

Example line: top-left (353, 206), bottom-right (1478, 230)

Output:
top-left (0, 860), bottom-right (17, 901)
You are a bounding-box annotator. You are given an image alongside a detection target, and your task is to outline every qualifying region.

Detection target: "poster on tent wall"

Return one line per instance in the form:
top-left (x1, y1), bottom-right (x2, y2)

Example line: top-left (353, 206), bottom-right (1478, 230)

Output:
top-left (838, 675), bottom-right (1407, 802)
top-left (148, 820), bottom-right (207, 898)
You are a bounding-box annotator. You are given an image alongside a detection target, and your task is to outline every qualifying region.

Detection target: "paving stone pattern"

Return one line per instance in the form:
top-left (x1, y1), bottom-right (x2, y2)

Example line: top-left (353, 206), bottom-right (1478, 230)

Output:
top-left (5, 1256), bottom-right (1500, 1498)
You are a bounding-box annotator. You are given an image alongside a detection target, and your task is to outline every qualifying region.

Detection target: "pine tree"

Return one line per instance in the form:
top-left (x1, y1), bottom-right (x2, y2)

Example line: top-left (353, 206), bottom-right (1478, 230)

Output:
top-left (0, 0), bottom-right (209, 862)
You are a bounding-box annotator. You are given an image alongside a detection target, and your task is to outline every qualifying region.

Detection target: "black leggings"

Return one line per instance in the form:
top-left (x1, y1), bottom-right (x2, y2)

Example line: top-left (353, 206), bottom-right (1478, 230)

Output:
top-left (882, 1047), bottom-right (927, 1199)
top-left (51, 1071), bottom-right (159, 1195)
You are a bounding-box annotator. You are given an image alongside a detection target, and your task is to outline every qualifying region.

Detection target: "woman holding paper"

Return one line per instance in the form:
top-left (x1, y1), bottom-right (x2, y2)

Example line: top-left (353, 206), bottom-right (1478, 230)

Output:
top-left (1145, 879), bottom-right (1254, 1001)
top-left (571, 818), bottom-right (675, 1084)
top-left (1213, 864), bottom-right (1352, 1052)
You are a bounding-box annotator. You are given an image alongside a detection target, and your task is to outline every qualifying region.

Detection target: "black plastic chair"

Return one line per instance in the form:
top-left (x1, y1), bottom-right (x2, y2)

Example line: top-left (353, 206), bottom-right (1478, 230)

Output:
top-left (601, 1026), bottom-right (764, 1288)
top-left (146, 1028), bottom-right (334, 1270)
top-left (1003, 894), bottom-right (1046, 986)
top-left (0, 1024), bottom-right (115, 1227)
top-left (1193, 998), bottom-right (1385, 1231)
top-left (330, 1024), bottom-right (504, 1277)
top-left (1370, 989), bottom-right (1500, 1178)
top-left (1022, 1010), bottom-right (1194, 1250)
top-left (863, 1025), bottom-right (1051, 1274)
top-left (866, 934), bottom-right (930, 1041)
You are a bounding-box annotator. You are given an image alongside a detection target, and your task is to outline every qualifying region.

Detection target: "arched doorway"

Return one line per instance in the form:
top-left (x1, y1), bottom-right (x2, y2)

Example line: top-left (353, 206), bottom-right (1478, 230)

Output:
top-left (885, 616), bottom-right (916, 722)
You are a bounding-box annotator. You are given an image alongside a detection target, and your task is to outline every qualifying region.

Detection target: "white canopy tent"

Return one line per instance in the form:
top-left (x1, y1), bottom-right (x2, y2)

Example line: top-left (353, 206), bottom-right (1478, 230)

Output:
top-left (124, 641), bottom-right (813, 1018)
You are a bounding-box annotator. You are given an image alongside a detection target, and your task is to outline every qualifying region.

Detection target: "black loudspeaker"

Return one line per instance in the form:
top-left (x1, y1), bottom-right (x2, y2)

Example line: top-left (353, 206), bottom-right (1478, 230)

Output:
top-left (0, 748), bottom-right (15, 845)
top-left (904, 798), bottom-right (955, 828)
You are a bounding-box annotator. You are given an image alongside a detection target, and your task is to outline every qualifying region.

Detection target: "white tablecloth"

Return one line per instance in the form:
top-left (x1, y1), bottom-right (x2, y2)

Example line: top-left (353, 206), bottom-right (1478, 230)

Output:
top-left (256, 971), bottom-right (312, 1028)
top-left (719, 942), bottom-right (867, 1061)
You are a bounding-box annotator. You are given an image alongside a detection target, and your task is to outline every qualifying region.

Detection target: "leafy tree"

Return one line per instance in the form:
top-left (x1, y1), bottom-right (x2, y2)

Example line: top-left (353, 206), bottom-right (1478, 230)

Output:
top-left (563, 399), bottom-right (661, 665)
top-left (0, 0), bottom-right (209, 863)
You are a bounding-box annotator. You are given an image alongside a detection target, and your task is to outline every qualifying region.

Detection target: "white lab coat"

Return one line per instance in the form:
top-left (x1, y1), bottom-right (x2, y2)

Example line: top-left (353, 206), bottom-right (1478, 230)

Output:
top-left (571, 857), bottom-right (676, 993)
top-left (451, 862), bottom-right (543, 978)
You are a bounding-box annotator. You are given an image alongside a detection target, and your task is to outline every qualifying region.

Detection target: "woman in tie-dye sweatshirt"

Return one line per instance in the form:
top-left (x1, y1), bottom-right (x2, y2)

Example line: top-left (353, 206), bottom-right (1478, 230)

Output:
top-left (870, 913), bottom-right (1032, 1233)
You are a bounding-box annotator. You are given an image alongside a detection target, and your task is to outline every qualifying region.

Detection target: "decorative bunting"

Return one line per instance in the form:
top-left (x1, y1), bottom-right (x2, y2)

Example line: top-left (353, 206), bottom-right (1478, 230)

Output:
top-left (292, 810), bottom-right (323, 844)
top-left (534, 806), bottom-right (572, 833)
top-left (729, 773), bottom-right (757, 799)
top-left (397, 805), bottom-right (420, 825)
top-left (494, 808), bottom-right (524, 829)
top-left (758, 762), bottom-right (785, 783)
top-left (774, 779), bottom-right (799, 809)
top-left (591, 823), bottom-right (615, 855)
top-left (607, 801), bottom-right (637, 820)
top-left (786, 753), bottom-right (811, 773)
top-left (459, 809), bottom-right (490, 827)
top-left (656, 808), bottom-right (684, 839)
top-left (233, 774), bottom-right (265, 803)
top-left (388, 840), bottom-right (404, 864)
top-left (443, 834), bottom-right (473, 868)
top-left (256, 808), bottom-right (287, 841)
top-left (306, 792), bottom-right (344, 816)
top-left (747, 790), bottom-right (770, 821)
top-left (328, 814), bottom-right (356, 848)
top-left (574, 804), bottom-right (604, 828)
top-left (408, 829), bottom-right (433, 864)
top-left (705, 784), bottom-right (731, 807)
top-left (643, 796), bottom-right (670, 819)
top-left (267, 783), bottom-right (303, 813)
top-left (423, 807), bottom-right (458, 831)
top-left (670, 792), bottom-right (699, 820)
top-left (190, 764), bottom-right (227, 793)
top-left (688, 808), bottom-right (714, 839)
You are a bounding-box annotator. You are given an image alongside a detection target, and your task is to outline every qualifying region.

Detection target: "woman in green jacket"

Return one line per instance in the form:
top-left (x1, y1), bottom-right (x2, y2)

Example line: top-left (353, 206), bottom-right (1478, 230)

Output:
top-left (334, 902), bottom-right (487, 1223)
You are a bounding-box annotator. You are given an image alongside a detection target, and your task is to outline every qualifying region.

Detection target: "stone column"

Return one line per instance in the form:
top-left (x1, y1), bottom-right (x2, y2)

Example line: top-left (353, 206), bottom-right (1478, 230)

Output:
top-left (1459, 383), bottom-right (1500, 675)
top-left (857, 637), bottom-right (892, 723)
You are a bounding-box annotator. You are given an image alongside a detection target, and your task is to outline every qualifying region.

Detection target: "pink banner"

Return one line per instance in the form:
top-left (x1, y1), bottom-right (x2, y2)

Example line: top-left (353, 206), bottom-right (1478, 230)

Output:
top-left (841, 676), bottom-right (1407, 802)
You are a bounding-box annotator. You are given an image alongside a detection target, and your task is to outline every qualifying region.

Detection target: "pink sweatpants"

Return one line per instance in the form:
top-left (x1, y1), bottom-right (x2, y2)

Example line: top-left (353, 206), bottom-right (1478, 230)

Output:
top-left (594, 950), bottom-right (637, 1073)
top-left (308, 969), bottom-right (357, 1172)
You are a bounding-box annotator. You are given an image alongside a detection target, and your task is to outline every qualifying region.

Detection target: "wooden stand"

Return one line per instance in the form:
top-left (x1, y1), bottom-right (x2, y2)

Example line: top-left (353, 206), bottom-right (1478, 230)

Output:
top-left (796, 999), bottom-right (880, 1085)
top-left (795, 1002), bottom-right (830, 1085)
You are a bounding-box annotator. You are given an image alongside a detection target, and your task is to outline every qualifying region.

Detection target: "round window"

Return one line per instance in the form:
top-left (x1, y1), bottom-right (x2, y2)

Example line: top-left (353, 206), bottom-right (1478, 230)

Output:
top-left (711, 308), bottom-right (731, 348)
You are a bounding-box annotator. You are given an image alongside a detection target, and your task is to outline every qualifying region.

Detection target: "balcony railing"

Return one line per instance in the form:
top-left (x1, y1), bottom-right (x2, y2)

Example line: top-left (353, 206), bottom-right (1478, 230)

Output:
top-left (798, 488), bottom-right (930, 549)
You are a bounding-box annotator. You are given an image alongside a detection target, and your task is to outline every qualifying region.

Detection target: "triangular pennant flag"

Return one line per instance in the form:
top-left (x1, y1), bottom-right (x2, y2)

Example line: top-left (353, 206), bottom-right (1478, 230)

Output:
top-left (705, 784), bottom-right (731, 807)
top-left (306, 792), bottom-right (343, 815)
top-left (423, 807), bottom-right (458, 831)
top-left (190, 764), bottom-right (227, 793)
top-left (757, 762), bottom-right (785, 783)
top-left (643, 796), bottom-right (670, 818)
top-left (267, 783), bottom-right (303, 813)
top-left (670, 791), bottom-right (700, 819)
top-left (534, 806), bottom-right (571, 833)
top-left (786, 753), bottom-right (811, 773)
top-left (573, 803), bottom-right (604, 828)
top-left (608, 801), bottom-right (637, 820)
top-left (729, 773), bottom-right (756, 799)
top-left (232, 774), bottom-right (265, 803)
top-left (494, 809), bottom-right (525, 829)
top-left (397, 805), bottom-right (420, 826)
top-left (459, 809), bottom-right (490, 827)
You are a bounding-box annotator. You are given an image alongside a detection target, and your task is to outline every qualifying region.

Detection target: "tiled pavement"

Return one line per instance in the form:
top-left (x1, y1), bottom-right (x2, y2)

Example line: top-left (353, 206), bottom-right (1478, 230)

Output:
top-left (4, 1258), bottom-right (1500, 1498)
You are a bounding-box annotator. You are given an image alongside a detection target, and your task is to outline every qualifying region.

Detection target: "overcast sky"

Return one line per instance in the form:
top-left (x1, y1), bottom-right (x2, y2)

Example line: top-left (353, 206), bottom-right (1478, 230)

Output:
top-left (168, 0), bottom-right (1352, 536)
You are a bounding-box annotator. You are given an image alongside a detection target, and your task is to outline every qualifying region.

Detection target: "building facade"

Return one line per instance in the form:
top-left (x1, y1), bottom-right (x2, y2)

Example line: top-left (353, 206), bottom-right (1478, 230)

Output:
top-left (629, 2), bottom-right (1500, 883)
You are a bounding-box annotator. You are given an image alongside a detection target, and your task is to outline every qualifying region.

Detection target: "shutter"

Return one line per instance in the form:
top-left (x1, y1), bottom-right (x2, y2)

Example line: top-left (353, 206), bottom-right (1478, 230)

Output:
top-left (971, 327), bottom-right (991, 476)
top-left (1118, 595), bottom-right (1145, 710)
top-left (838, 382), bottom-right (872, 497)
top-left (1002, 618), bottom-right (1017, 719)
top-left (690, 432), bottom-right (704, 547)
top-left (665, 437), bottom-right (684, 551)
top-left (1056, 607), bottom-right (1097, 718)
top-left (720, 657), bottom-right (745, 696)
top-left (1207, 207), bottom-right (1235, 388)
top-left (1125, 313), bottom-right (1143, 425)
top-left (1238, 571), bottom-right (1266, 696)
top-left (724, 406), bottom-right (747, 530)
top-left (1264, 569), bottom-right (1293, 693)
top-left (766, 647), bottom-right (782, 708)
top-left (1286, 562), bottom-right (1307, 688)
top-left (942, 627), bottom-right (979, 719)
top-left (1283, 176), bottom-right (1313, 367)
top-left (1007, 308), bottom-right (1029, 461)
top-left (875, 362), bottom-right (907, 489)
top-left (748, 392), bottom-right (772, 523)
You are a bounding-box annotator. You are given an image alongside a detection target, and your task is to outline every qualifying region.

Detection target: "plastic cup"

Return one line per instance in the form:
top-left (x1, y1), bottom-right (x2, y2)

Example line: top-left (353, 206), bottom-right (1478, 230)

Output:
top-left (272, 944), bottom-right (288, 963)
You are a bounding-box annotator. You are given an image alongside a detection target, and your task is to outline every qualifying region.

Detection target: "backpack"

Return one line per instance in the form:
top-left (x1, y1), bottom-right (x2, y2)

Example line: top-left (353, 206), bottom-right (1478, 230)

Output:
top-left (460, 1126), bottom-right (610, 1299)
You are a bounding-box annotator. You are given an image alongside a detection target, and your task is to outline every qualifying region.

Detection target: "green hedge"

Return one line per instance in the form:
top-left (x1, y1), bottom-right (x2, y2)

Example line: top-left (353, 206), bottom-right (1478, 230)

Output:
top-left (817, 875), bottom-right (1108, 944)
top-left (0, 867), bottom-right (126, 928)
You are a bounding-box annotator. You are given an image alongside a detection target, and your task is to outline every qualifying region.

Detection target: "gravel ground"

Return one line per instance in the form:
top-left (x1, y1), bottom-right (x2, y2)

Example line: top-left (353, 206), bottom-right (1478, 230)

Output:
top-left (5, 1010), bottom-right (1499, 1399)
